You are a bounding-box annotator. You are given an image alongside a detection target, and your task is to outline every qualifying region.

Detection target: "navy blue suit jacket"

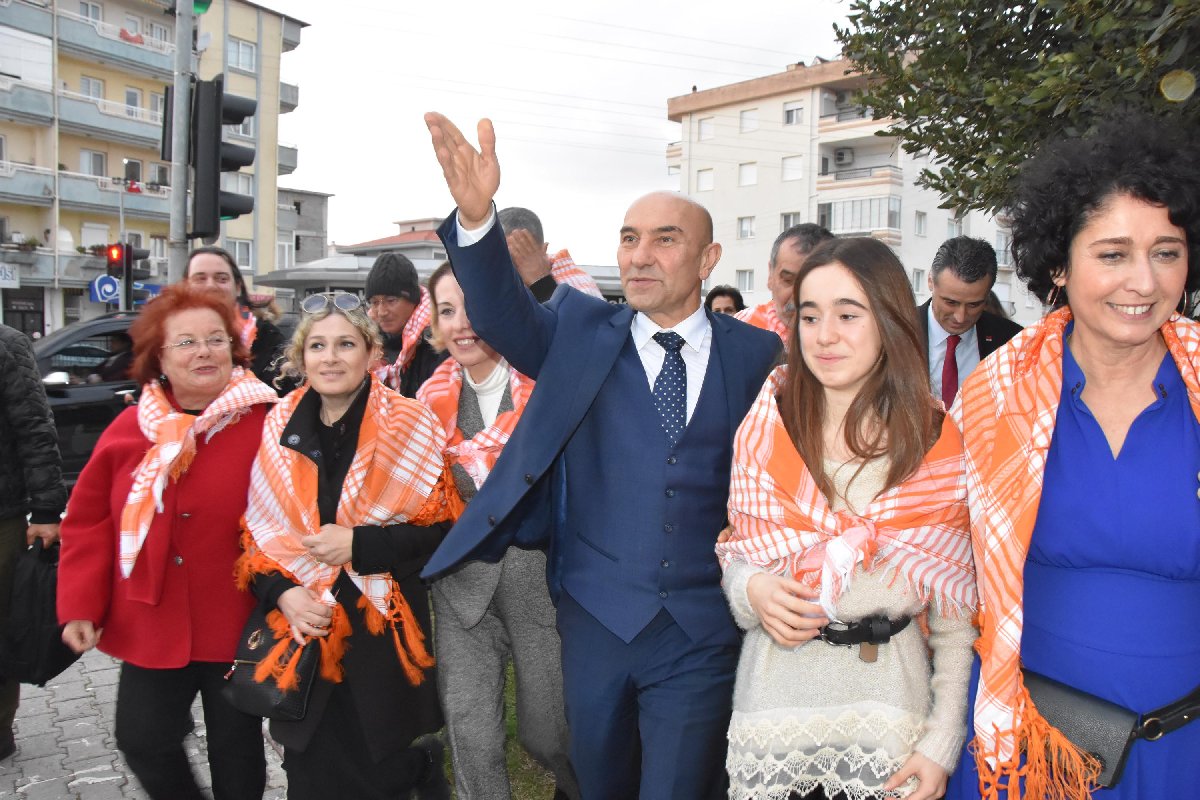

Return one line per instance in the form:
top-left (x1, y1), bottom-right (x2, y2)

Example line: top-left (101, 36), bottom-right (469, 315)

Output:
top-left (422, 213), bottom-right (781, 592)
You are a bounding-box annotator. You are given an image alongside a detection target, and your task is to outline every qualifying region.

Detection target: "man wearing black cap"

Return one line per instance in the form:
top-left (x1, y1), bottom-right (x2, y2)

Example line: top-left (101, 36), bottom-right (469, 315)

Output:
top-left (365, 252), bottom-right (447, 397)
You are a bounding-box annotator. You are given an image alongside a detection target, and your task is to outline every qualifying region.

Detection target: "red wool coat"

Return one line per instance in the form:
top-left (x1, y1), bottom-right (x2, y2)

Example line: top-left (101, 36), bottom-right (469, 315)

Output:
top-left (57, 403), bottom-right (269, 668)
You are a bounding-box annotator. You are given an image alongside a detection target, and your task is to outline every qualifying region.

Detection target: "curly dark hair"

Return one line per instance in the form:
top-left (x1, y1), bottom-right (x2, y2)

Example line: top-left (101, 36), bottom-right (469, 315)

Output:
top-left (1009, 113), bottom-right (1200, 307)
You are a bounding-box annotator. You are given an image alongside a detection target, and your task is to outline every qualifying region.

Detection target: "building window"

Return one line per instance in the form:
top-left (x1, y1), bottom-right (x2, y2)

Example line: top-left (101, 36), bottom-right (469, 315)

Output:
top-left (227, 117), bottom-right (254, 137)
top-left (912, 268), bottom-right (926, 294)
top-left (0, 135), bottom-right (5, 162)
top-left (125, 87), bottom-right (142, 117)
top-left (223, 172), bottom-right (254, 195)
top-left (740, 109), bottom-right (759, 133)
top-left (123, 14), bottom-right (141, 35)
top-left (151, 235), bottom-right (167, 259)
top-left (781, 212), bottom-right (803, 230)
top-left (227, 37), bottom-right (257, 72)
top-left (667, 164), bottom-right (680, 176)
top-left (738, 162), bottom-right (757, 187)
top-left (736, 269), bottom-right (755, 292)
top-left (149, 163), bottom-right (169, 186)
top-left (150, 92), bottom-right (165, 118)
top-left (697, 117), bottom-right (714, 141)
top-left (947, 215), bottom-right (964, 238)
top-left (123, 159), bottom-right (142, 181)
top-left (696, 168), bottom-right (714, 192)
top-left (781, 155), bottom-right (803, 181)
top-left (125, 231), bottom-right (143, 250)
top-left (80, 150), bottom-right (106, 176)
top-left (229, 239), bottom-right (253, 270)
top-left (147, 21), bottom-right (170, 42)
top-left (80, 76), bottom-right (104, 99)
top-left (817, 196), bottom-right (903, 233)
top-left (79, 2), bottom-right (101, 21)
top-left (277, 240), bottom-right (295, 270)
top-left (996, 231), bottom-right (1012, 267)
top-left (914, 211), bottom-right (927, 236)
top-left (737, 216), bottom-right (756, 240)
top-left (783, 101), bottom-right (804, 126)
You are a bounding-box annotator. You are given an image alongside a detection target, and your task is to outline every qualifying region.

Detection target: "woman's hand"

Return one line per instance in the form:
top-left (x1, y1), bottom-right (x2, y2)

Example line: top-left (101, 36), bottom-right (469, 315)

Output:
top-left (884, 752), bottom-right (948, 800)
top-left (746, 572), bottom-right (828, 647)
top-left (301, 524), bottom-right (354, 567)
top-left (62, 620), bottom-right (101, 654)
top-left (276, 586), bottom-right (334, 644)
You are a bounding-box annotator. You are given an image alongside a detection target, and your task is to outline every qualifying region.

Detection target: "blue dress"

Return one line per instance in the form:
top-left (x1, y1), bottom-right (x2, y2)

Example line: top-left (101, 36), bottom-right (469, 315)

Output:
top-left (947, 328), bottom-right (1200, 798)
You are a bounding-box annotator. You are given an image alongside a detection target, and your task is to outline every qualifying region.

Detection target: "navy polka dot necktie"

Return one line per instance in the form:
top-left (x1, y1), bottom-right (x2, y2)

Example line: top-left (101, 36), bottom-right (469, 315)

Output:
top-left (652, 331), bottom-right (687, 447)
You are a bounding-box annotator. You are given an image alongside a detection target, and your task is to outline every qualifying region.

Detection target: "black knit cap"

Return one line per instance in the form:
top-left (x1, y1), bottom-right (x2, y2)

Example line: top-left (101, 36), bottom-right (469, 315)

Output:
top-left (365, 252), bottom-right (421, 304)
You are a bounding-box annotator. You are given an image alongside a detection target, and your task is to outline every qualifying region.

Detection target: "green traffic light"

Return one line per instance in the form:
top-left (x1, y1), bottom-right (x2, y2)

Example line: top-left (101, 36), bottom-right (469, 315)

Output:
top-left (193, 1), bottom-right (212, 13)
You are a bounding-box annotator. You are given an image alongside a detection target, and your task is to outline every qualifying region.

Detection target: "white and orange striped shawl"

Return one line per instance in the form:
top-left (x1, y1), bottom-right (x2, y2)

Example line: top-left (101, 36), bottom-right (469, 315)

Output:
top-left (240, 376), bottom-right (454, 686)
top-left (716, 367), bottom-right (975, 621)
top-left (375, 286), bottom-right (434, 390)
top-left (119, 367), bottom-right (277, 579)
top-left (549, 249), bottom-right (604, 299)
top-left (735, 302), bottom-right (790, 349)
top-left (417, 358), bottom-right (534, 495)
top-left (955, 307), bottom-right (1200, 800)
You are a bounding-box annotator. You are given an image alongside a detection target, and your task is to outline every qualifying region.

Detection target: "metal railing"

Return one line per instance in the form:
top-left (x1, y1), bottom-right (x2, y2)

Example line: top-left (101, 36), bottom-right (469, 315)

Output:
top-left (820, 164), bottom-right (903, 181)
top-left (56, 6), bottom-right (175, 55)
top-left (60, 89), bottom-right (162, 124)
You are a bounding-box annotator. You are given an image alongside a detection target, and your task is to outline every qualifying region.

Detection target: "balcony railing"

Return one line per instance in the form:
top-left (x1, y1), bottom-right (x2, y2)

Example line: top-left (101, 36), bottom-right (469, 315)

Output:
top-left (820, 105), bottom-right (873, 123)
top-left (60, 89), bottom-right (162, 125)
top-left (820, 164), bottom-right (903, 182)
top-left (56, 7), bottom-right (175, 56)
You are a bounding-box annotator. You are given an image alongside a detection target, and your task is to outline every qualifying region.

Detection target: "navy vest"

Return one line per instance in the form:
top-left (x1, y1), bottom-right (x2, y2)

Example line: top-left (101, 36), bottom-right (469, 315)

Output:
top-left (558, 336), bottom-right (738, 646)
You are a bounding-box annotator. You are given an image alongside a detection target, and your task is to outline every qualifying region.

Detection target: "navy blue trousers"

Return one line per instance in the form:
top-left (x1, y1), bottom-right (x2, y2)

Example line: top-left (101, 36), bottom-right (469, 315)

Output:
top-left (557, 591), bottom-right (737, 800)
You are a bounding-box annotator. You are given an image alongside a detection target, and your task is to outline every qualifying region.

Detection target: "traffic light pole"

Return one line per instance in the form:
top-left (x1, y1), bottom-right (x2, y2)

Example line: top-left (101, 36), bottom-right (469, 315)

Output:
top-left (167, 8), bottom-right (194, 285)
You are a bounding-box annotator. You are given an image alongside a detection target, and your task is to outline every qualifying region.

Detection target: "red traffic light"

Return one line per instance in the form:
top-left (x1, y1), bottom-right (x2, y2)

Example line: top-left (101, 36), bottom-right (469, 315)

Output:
top-left (106, 243), bottom-right (125, 273)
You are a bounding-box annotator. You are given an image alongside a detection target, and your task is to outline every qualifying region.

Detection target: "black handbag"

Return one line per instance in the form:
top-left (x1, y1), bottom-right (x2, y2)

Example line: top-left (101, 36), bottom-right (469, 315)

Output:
top-left (1024, 668), bottom-right (1200, 788)
top-left (223, 603), bottom-right (318, 721)
top-left (0, 540), bottom-right (82, 686)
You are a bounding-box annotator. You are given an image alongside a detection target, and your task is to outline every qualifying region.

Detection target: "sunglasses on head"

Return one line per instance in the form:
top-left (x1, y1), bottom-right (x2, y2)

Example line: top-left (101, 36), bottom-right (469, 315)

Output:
top-left (301, 292), bottom-right (363, 314)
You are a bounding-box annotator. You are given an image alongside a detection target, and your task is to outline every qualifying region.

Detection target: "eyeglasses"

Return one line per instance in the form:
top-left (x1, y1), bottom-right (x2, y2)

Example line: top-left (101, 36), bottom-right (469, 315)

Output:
top-left (162, 335), bottom-right (233, 353)
top-left (301, 292), bottom-right (363, 314)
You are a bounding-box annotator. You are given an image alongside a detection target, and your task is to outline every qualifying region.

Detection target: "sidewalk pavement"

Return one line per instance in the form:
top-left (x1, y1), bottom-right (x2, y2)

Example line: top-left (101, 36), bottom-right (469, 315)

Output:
top-left (0, 649), bottom-right (287, 798)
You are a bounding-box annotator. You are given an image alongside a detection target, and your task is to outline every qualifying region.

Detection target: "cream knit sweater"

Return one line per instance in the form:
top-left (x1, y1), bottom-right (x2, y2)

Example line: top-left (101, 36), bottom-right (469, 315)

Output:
top-left (722, 457), bottom-right (977, 800)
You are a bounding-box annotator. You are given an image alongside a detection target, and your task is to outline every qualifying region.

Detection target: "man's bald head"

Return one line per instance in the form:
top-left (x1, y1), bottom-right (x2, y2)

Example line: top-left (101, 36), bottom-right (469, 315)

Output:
top-left (628, 191), bottom-right (714, 245)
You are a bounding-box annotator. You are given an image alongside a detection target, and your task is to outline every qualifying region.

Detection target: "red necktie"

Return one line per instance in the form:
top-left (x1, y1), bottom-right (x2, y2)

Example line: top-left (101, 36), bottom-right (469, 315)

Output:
top-left (941, 334), bottom-right (961, 409)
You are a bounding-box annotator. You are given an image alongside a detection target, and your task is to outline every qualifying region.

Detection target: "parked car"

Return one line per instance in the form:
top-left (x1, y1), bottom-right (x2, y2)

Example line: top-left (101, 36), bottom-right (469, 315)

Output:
top-left (34, 312), bottom-right (139, 488)
top-left (34, 310), bottom-right (298, 488)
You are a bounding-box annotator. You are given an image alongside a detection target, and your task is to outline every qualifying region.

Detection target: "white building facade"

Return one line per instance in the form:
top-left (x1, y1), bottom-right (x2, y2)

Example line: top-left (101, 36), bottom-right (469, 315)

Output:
top-left (666, 58), bottom-right (1043, 326)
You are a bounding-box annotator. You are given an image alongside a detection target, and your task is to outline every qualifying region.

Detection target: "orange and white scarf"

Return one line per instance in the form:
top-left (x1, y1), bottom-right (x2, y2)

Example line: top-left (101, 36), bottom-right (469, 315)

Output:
top-left (375, 287), bottom-right (433, 389)
top-left (735, 302), bottom-right (790, 348)
top-left (238, 376), bottom-right (456, 687)
top-left (957, 307), bottom-right (1200, 800)
top-left (550, 249), bottom-right (604, 299)
top-left (417, 358), bottom-right (534, 495)
top-left (716, 366), bottom-right (975, 620)
top-left (238, 310), bottom-right (258, 350)
top-left (120, 367), bottom-right (277, 579)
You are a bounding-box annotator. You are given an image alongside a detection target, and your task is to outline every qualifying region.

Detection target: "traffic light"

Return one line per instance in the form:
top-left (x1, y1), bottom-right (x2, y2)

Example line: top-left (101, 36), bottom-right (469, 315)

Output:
top-left (189, 74), bottom-right (257, 242)
top-left (104, 242), bottom-right (150, 310)
top-left (105, 243), bottom-right (125, 277)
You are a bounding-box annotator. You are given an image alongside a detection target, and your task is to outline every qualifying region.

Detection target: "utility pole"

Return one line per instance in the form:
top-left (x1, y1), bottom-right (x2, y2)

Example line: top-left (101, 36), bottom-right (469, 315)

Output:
top-left (167, 8), bottom-right (195, 284)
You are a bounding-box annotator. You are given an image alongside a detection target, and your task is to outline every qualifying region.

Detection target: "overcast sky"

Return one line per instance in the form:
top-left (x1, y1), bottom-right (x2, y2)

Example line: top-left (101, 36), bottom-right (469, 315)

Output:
top-left (275, 0), bottom-right (850, 265)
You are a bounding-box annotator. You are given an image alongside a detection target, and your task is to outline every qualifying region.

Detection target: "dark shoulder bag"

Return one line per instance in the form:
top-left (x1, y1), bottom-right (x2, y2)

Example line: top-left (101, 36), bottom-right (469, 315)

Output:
top-left (223, 601), bottom-right (318, 721)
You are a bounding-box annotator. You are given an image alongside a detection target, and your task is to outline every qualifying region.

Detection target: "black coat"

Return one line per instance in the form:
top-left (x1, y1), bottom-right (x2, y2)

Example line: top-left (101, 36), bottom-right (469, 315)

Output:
top-left (0, 325), bottom-right (66, 523)
top-left (249, 318), bottom-right (292, 396)
top-left (917, 299), bottom-right (1024, 362)
top-left (255, 385), bottom-right (447, 762)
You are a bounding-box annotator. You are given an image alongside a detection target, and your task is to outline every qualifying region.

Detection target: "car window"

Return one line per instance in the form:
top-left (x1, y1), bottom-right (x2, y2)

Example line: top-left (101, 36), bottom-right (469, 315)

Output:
top-left (49, 333), bottom-right (134, 384)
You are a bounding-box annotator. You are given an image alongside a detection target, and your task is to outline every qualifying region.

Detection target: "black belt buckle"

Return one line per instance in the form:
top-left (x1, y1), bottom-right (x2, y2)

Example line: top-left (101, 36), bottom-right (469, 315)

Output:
top-left (866, 615), bottom-right (893, 645)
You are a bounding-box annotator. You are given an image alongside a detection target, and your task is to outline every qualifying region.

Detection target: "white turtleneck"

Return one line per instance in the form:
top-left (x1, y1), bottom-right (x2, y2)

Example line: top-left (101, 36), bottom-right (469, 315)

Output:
top-left (463, 359), bottom-right (509, 427)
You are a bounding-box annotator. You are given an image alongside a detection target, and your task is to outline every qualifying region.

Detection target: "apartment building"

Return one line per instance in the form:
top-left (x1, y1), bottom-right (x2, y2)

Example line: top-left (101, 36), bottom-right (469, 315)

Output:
top-left (666, 57), bottom-right (1043, 326)
top-left (0, 0), bottom-right (305, 336)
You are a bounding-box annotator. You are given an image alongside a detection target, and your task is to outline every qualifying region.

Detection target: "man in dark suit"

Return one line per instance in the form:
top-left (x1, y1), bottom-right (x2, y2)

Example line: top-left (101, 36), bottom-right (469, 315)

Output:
top-left (422, 113), bottom-right (780, 800)
top-left (919, 236), bottom-right (1023, 408)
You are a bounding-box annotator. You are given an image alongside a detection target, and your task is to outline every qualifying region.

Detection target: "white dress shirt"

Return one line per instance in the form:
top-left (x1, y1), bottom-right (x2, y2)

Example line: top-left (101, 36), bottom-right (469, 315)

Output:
top-left (456, 206), bottom-right (712, 423)
top-left (926, 304), bottom-right (980, 398)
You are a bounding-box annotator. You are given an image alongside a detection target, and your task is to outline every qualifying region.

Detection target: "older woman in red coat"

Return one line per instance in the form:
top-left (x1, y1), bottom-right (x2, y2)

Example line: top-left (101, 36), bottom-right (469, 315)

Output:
top-left (57, 285), bottom-right (278, 800)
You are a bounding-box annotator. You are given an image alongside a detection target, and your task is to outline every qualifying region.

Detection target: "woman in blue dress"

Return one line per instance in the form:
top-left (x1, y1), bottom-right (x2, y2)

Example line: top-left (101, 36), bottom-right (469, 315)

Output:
top-left (947, 114), bottom-right (1200, 799)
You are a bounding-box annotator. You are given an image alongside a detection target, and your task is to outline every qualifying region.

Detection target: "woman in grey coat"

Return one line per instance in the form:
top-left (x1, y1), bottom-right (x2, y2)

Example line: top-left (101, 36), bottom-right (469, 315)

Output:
top-left (417, 263), bottom-right (578, 800)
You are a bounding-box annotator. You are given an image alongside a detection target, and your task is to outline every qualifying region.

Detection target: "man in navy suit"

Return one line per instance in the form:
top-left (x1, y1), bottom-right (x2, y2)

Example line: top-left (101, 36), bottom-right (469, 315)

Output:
top-left (422, 114), bottom-right (780, 799)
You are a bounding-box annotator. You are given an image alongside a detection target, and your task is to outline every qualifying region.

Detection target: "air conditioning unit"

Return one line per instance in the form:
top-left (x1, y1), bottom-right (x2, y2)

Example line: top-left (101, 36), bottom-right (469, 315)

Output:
top-left (835, 90), bottom-right (851, 105)
top-left (834, 148), bottom-right (855, 166)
